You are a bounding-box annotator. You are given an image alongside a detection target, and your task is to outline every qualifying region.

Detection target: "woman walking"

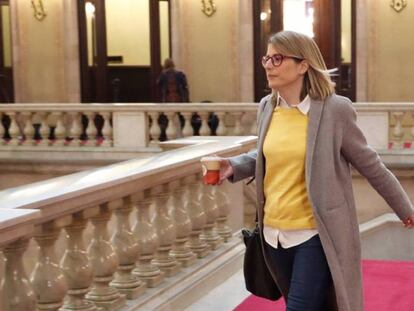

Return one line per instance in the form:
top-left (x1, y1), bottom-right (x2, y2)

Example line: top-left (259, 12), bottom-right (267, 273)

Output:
top-left (215, 31), bottom-right (414, 311)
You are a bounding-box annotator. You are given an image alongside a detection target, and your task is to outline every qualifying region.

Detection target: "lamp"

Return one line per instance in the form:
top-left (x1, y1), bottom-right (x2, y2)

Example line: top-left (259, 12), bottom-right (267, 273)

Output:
top-left (31, 0), bottom-right (47, 21)
top-left (201, 0), bottom-right (217, 17)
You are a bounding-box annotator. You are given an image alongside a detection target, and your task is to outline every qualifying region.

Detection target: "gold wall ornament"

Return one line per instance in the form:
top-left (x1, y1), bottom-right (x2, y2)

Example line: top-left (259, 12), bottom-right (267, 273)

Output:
top-left (390, 0), bottom-right (407, 12)
top-left (201, 0), bottom-right (217, 17)
top-left (31, 0), bottom-right (47, 21)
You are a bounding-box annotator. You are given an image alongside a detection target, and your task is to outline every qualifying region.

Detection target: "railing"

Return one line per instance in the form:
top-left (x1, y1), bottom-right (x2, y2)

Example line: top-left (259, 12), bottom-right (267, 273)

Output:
top-left (0, 136), bottom-right (256, 311)
top-left (0, 102), bottom-right (413, 151)
top-left (354, 103), bottom-right (414, 150)
top-left (0, 103), bottom-right (257, 149)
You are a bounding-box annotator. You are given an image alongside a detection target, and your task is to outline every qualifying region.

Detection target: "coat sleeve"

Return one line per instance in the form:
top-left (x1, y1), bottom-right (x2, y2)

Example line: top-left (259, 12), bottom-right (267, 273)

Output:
top-left (226, 95), bottom-right (271, 183)
top-left (227, 150), bottom-right (257, 183)
top-left (340, 101), bottom-right (414, 220)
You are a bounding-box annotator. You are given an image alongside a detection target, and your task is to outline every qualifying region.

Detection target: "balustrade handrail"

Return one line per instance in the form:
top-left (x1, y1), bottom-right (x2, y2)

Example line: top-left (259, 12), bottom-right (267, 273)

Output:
top-left (0, 102), bottom-right (259, 112)
top-left (0, 136), bottom-right (256, 224)
top-left (1, 102), bottom-right (414, 112)
top-left (354, 102), bottom-right (414, 111)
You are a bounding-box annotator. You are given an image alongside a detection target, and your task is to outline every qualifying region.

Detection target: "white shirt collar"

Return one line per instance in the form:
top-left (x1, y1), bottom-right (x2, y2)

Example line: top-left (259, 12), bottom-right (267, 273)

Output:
top-left (277, 95), bottom-right (310, 115)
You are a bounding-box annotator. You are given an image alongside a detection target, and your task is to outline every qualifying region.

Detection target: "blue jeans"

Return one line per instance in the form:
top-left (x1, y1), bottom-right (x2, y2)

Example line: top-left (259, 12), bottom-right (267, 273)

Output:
top-left (265, 235), bottom-right (332, 311)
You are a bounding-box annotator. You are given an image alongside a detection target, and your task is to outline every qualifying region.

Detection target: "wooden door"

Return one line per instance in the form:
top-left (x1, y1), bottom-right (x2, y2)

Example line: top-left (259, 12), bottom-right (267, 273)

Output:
top-left (78, 0), bottom-right (170, 103)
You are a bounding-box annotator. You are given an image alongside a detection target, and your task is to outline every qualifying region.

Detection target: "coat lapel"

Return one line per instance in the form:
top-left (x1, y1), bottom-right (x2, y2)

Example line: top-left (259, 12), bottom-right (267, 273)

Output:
top-left (257, 99), bottom-right (276, 153)
top-left (305, 98), bottom-right (324, 191)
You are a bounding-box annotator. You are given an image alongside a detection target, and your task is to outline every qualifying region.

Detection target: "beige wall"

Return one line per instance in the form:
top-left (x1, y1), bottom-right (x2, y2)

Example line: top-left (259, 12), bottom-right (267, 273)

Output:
top-left (172, 0), bottom-right (251, 103)
top-left (364, 1), bottom-right (414, 101)
top-left (10, 0), bottom-right (80, 102)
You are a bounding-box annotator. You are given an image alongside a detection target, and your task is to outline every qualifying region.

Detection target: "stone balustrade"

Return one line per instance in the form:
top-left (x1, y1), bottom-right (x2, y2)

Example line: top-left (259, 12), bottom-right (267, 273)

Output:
top-left (353, 103), bottom-right (414, 150)
top-left (0, 103), bottom-right (257, 150)
top-left (0, 102), bottom-right (413, 151)
top-left (0, 136), bottom-right (255, 311)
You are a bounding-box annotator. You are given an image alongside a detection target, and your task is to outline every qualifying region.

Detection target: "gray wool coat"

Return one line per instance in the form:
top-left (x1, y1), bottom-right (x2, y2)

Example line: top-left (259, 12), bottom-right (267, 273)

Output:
top-left (228, 93), bottom-right (414, 311)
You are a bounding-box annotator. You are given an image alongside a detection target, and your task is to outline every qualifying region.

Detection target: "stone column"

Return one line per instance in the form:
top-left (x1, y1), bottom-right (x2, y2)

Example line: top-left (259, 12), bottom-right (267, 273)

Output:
top-left (10, 0), bottom-right (81, 102)
top-left (214, 184), bottom-right (232, 242)
top-left (1, 239), bottom-right (36, 311)
top-left (169, 180), bottom-right (196, 267)
top-left (132, 192), bottom-right (164, 287)
top-left (110, 198), bottom-right (146, 299)
top-left (60, 210), bottom-right (97, 311)
top-left (199, 182), bottom-right (223, 250)
top-left (86, 203), bottom-right (126, 310)
top-left (31, 221), bottom-right (68, 311)
top-left (152, 190), bottom-right (181, 277)
top-left (185, 177), bottom-right (210, 258)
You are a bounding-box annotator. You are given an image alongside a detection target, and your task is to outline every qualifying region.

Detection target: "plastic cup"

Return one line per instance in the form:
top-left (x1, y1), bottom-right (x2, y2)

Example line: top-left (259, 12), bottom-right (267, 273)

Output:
top-left (200, 157), bottom-right (221, 185)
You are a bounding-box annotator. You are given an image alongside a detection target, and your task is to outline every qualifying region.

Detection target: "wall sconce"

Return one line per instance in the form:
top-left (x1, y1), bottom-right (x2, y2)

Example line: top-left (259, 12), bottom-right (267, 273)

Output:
top-left (31, 0), bottom-right (47, 21)
top-left (390, 0), bottom-right (407, 12)
top-left (201, 0), bottom-right (217, 17)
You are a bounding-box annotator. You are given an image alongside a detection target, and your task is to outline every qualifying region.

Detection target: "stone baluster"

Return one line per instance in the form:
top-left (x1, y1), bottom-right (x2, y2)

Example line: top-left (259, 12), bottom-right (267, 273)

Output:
top-left (60, 210), bottom-right (97, 311)
top-left (198, 112), bottom-right (210, 136)
top-left (391, 111), bottom-right (405, 149)
top-left (199, 181), bottom-right (223, 250)
top-left (165, 112), bottom-right (177, 140)
top-left (69, 112), bottom-right (82, 146)
top-left (86, 203), bottom-right (125, 310)
top-left (185, 176), bottom-right (210, 258)
top-left (215, 112), bottom-right (227, 136)
top-left (152, 188), bottom-right (181, 277)
top-left (149, 112), bottom-right (161, 144)
top-left (84, 112), bottom-right (97, 147)
top-left (38, 112), bottom-right (50, 146)
top-left (110, 198), bottom-right (145, 299)
top-left (411, 112), bottom-right (414, 149)
top-left (132, 192), bottom-right (164, 287)
top-left (7, 112), bottom-right (21, 146)
top-left (181, 112), bottom-right (193, 137)
top-left (53, 112), bottom-right (66, 146)
top-left (31, 220), bottom-right (69, 311)
top-left (232, 112), bottom-right (244, 136)
top-left (241, 112), bottom-right (252, 135)
top-left (22, 112), bottom-right (35, 146)
top-left (1, 239), bottom-right (36, 311)
top-left (214, 183), bottom-right (232, 242)
top-left (100, 112), bottom-right (113, 147)
top-left (169, 180), bottom-right (196, 267)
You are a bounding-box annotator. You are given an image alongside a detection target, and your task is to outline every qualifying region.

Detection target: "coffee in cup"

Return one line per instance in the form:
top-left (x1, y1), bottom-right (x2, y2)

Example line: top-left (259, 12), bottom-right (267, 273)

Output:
top-left (200, 157), bottom-right (221, 185)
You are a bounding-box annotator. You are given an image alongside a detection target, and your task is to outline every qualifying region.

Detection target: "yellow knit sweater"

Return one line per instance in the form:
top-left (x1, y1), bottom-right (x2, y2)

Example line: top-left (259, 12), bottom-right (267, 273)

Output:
top-left (263, 106), bottom-right (316, 230)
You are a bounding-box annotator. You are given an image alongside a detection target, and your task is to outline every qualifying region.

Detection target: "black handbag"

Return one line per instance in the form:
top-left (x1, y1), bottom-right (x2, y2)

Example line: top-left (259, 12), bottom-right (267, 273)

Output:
top-left (242, 223), bottom-right (282, 301)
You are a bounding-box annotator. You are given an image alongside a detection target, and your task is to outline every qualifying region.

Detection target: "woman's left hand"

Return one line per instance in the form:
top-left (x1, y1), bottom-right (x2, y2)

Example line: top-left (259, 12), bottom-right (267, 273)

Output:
top-left (403, 214), bottom-right (414, 228)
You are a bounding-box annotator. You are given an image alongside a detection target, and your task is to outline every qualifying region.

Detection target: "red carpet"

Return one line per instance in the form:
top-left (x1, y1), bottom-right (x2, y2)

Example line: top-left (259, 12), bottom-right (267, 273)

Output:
top-left (234, 259), bottom-right (414, 311)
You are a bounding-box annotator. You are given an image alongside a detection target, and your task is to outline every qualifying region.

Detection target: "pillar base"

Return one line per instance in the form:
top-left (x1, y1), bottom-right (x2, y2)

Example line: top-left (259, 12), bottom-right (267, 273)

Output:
top-left (132, 266), bottom-right (165, 288)
top-left (170, 249), bottom-right (197, 268)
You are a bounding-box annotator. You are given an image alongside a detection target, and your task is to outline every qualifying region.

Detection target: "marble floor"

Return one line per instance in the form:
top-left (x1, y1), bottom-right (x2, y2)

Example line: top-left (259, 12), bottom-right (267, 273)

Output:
top-left (184, 268), bottom-right (250, 311)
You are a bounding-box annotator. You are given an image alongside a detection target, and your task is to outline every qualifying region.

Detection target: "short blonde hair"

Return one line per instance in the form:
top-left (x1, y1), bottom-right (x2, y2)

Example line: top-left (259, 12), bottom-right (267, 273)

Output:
top-left (268, 31), bottom-right (335, 100)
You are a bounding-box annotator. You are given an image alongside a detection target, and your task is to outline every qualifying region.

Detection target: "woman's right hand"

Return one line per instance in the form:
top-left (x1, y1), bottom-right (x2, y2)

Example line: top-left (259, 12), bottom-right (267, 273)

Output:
top-left (218, 157), bottom-right (234, 184)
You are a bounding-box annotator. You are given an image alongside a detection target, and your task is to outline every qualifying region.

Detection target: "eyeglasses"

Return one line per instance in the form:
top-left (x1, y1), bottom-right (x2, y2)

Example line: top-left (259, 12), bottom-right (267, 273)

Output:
top-left (262, 53), bottom-right (303, 68)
